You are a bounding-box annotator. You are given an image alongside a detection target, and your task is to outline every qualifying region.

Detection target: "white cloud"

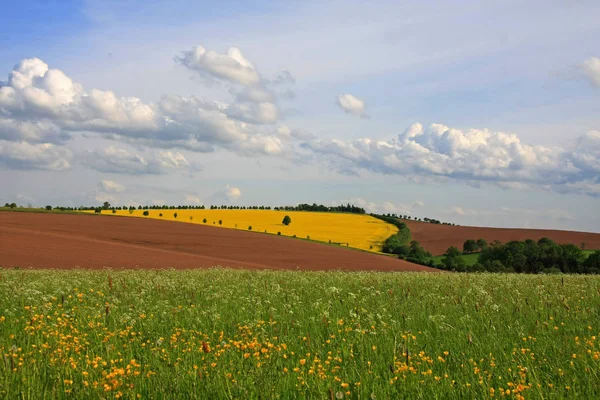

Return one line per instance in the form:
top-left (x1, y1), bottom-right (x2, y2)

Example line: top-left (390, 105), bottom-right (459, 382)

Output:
top-left (302, 122), bottom-right (600, 196)
top-left (0, 140), bottom-right (71, 171)
top-left (226, 186), bottom-right (242, 201)
top-left (0, 58), bottom-right (291, 160)
top-left (452, 207), bottom-right (477, 216)
top-left (0, 118), bottom-right (68, 144)
top-left (184, 194), bottom-right (203, 205)
top-left (98, 180), bottom-right (125, 193)
top-left (175, 46), bottom-right (260, 86)
top-left (82, 146), bottom-right (191, 175)
top-left (94, 192), bottom-right (116, 204)
top-left (581, 57), bottom-right (600, 88)
top-left (337, 94), bottom-right (368, 118)
top-left (176, 45), bottom-right (292, 127)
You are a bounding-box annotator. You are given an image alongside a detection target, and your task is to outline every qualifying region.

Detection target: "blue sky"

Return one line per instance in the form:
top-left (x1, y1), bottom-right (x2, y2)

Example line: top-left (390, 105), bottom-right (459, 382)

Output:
top-left (1, 0), bottom-right (599, 232)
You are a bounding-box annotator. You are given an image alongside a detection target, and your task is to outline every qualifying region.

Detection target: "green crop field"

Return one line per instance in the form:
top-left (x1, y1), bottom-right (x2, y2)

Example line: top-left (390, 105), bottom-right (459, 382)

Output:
top-left (1, 269), bottom-right (599, 399)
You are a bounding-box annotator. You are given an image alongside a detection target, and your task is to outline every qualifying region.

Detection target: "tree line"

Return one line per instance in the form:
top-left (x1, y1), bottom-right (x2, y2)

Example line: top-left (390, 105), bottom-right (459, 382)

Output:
top-left (440, 238), bottom-right (600, 274)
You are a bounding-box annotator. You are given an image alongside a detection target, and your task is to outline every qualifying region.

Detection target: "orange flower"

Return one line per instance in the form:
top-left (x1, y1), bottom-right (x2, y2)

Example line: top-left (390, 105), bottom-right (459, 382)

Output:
top-left (202, 342), bottom-right (211, 353)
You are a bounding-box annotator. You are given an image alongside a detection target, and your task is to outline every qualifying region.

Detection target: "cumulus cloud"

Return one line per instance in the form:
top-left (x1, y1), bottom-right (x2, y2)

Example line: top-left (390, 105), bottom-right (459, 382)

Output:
top-left (0, 58), bottom-right (293, 161)
top-left (581, 57), bottom-right (600, 88)
top-left (337, 94), bottom-right (368, 118)
top-left (452, 207), bottom-right (477, 216)
top-left (226, 186), bottom-right (242, 201)
top-left (0, 118), bottom-right (69, 144)
top-left (184, 194), bottom-right (203, 205)
top-left (98, 180), bottom-right (125, 193)
top-left (0, 140), bottom-right (71, 171)
top-left (302, 122), bottom-right (600, 196)
top-left (82, 146), bottom-right (191, 175)
top-left (175, 46), bottom-right (260, 86)
top-left (176, 45), bottom-right (295, 127)
top-left (94, 179), bottom-right (125, 204)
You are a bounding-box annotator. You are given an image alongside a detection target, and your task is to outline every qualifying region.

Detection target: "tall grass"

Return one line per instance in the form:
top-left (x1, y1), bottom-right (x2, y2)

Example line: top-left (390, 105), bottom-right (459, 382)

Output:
top-left (1, 269), bottom-right (598, 398)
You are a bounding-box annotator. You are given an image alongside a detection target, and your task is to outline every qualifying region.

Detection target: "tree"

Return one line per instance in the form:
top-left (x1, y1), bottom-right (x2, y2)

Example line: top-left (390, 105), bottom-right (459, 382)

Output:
top-left (45, 205), bottom-right (52, 211)
top-left (248, 226), bottom-right (252, 231)
top-left (143, 211), bottom-right (149, 216)
top-left (174, 213), bottom-right (178, 218)
top-left (112, 209), bottom-right (117, 214)
top-left (282, 215), bottom-right (292, 226)
top-left (463, 239), bottom-right (478, 253)
top-left (476, 238), bottom-right (488, 250)
top-left (102, 201), bottom-right (111, 210)
top-left (9, 203), bottom-right (16, 209)
top-left (203, 218), bottom-right (207, 223)
top-left (583, 251), bottom-right (600, 274)
top-left (442, 246), bottom-right (466, 271)
top-left (159, 213), bottom-right (163, 217)
top-left (218, 220), bottom-right (222, 225)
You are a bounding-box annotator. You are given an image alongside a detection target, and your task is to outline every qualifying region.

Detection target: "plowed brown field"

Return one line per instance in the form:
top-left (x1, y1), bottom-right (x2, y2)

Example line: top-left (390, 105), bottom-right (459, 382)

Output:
top-left (0, 212), bottom-right (435, 272)
top-left (405, 219), bottom-right (600, 255)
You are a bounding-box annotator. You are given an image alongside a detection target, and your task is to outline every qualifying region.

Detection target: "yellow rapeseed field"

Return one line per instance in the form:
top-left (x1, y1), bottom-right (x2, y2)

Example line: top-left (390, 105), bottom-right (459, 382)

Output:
top-left (88, 209), bottom-right (397, 252)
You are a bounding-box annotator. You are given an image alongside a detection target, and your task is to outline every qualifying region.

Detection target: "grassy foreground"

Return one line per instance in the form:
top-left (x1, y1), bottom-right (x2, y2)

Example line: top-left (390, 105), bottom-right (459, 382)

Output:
top-left (1, 270), bottom-right (599, 399)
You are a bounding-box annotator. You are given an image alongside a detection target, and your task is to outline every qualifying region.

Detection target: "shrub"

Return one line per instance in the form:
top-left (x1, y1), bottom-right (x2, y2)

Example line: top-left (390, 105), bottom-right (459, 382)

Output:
top-left (277, 232), bottom-right (281, 235)
top-left (190, 216), bottom-right (193, 221)
top-left (248, 226), bottom-right (252, 231)
top-left (306, 235), bottom-right (310, 240)
top-left (159, 213), bottom-right (163, 217)
top-left (219, 220), bottom-right (222, 225)
top-left (143, 211), bottom-right (149, 216)
top-left (45, 205), bottom-right (52, 211)
top-left (203, 218), bottom-right (207, 223)
top-left (112, 209), bottom-right (116, 214)
top-left (282, 215), bottom-right (292, 226)
top-left (463, 239), bottom-right (478, 253)
top-left (129, 209), bottom-right (134, 214)
top-left (174, 213), bottom-right (178, 218)
top-left (476, 238), bottom-right (488, 250)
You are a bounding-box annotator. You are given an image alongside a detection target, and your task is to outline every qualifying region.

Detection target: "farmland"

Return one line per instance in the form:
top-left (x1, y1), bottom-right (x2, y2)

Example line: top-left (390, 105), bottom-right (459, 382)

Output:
top-left (0, 212), bottom-right (429, 272)
top-left (404, 219), bottom-right (600, 256)
top-left (1, 269), bottom-right (599, 399)
top-left (83, 209), bottom-right (397, 253)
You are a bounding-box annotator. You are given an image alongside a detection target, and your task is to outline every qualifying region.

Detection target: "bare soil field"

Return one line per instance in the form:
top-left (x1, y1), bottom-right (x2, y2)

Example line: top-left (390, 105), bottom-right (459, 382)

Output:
top-left (0, 212), bottom-right (435, 272)
top-left (405, 219), bottom-right (600, 256)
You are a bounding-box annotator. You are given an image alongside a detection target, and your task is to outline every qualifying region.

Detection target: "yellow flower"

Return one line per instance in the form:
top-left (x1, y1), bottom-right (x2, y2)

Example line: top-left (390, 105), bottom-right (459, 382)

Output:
top-left (300, 359), bottom-right (306, 365)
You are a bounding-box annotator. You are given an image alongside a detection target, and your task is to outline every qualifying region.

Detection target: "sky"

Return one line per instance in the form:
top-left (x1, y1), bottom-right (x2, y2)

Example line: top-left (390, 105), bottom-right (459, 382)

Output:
top-left (0, 0), bottom-right (599, 232)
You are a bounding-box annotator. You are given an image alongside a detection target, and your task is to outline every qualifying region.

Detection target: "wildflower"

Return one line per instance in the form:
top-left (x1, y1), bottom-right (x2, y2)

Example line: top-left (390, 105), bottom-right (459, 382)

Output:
top-left (202, 342), bottom-right (211, 353)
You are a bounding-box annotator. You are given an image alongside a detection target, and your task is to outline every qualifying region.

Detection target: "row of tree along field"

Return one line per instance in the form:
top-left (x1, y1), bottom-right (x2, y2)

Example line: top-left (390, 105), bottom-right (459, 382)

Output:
top-left (3, 202), bottom-right (456, 225)
top-left (372, 214), bottom-right (600, 274)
